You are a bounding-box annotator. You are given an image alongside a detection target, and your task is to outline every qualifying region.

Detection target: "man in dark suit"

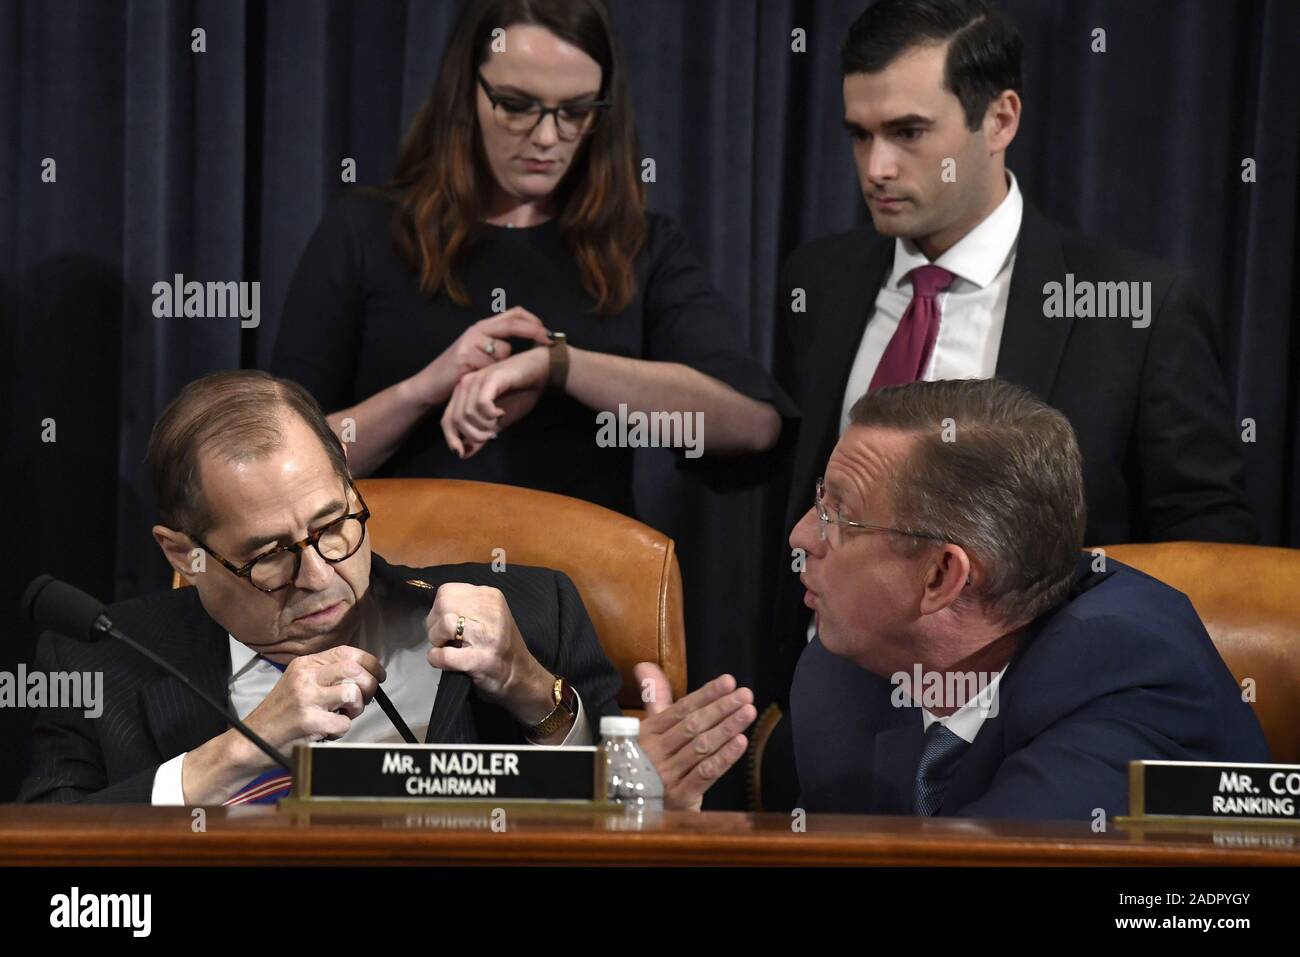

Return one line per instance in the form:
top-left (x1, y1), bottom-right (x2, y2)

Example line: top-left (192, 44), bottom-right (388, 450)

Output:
top-left (20, 370), bottom-right (754, 807)
top-left (770, 0), bottom-right (1255, 705)
top-left (789, 378), bottom-right (1270, 819)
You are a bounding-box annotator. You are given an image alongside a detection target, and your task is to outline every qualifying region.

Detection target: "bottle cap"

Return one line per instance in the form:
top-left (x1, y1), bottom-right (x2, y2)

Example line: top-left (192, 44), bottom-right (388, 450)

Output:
top-left (600, 716), bottom-right (641, 737)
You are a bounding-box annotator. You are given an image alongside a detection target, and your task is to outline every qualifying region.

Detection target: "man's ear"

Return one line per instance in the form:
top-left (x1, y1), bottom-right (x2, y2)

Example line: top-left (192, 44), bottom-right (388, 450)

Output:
top-left (919, 543), bottom-right (972, 616)
top-left (152, 524), bottom-right (201, 585)
top-left (985, 89), bottom-right (1020, 153)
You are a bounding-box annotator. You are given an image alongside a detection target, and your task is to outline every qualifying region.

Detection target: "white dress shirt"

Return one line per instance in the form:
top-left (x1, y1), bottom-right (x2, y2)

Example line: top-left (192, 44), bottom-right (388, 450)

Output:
top-left (838, 170), bottom-right (1024, 431)
top-left (807, 173), bottom-right (1025, 646)
top-left (152, 576), bottom-right (590, 804)
top-left (920, 664), bottom-right (1007, 744)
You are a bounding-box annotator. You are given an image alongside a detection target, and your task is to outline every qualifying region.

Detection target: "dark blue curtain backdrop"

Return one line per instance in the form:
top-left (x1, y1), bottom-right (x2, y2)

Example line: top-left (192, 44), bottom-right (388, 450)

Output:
top-left (3, 0), bottom-right (1298, 803)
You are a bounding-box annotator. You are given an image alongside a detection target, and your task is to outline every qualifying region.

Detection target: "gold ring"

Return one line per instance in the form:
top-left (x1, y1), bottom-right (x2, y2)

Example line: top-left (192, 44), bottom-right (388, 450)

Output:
top-left (455, 615), bottom-right (466, 640)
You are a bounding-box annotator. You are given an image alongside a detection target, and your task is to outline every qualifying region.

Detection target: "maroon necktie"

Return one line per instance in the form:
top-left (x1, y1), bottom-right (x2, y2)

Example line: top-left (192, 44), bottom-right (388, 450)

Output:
top-left (868, 264), bottom-right (956, 392)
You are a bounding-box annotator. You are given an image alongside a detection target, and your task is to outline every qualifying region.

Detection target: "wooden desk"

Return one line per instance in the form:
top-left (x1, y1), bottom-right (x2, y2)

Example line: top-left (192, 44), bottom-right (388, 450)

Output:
top-left (2, 804), bottom-right (1299, 866)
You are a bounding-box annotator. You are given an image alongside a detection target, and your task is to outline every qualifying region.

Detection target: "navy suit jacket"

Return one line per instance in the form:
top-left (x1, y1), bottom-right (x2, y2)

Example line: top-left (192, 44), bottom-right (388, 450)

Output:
top-left (790, 556), bottom-right (1271, 820)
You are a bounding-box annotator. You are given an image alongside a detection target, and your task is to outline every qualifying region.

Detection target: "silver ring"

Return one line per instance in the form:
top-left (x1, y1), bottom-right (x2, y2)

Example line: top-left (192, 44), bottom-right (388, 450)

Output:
top-left (482, 340), bottom-right (496, 356)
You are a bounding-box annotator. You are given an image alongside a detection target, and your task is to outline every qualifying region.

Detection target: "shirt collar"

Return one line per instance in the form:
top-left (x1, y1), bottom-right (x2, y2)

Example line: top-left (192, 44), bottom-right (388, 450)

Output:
top-left (921, 663), bottom-right (1008, 744)
top-left (887, 169), bottom-right (1024, 291)
top-left (228, 634), bottom-right (261, 683)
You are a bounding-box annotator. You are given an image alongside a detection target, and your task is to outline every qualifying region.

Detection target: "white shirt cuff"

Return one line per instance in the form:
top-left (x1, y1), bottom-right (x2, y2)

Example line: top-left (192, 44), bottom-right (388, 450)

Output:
top-left (151, 752), bottom-right (188, 805)
top-left (557, 691), bottom-right (592, 746)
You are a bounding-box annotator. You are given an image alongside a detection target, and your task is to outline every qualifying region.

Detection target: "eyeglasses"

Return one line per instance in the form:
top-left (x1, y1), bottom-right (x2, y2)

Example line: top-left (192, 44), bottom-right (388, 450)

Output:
top-left (188, 483), bottom-right (371, 593)
top-left (814, 477), bottom-right (950, 549)
top-left (477, 72), bottom-right (609, 140)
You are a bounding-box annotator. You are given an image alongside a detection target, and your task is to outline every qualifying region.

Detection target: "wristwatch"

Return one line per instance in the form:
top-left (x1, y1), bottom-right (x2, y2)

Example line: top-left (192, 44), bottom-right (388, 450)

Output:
top-left (545, 331), bottom-right (569, 393)
top-left (526, 675), bottom-right (578, 740)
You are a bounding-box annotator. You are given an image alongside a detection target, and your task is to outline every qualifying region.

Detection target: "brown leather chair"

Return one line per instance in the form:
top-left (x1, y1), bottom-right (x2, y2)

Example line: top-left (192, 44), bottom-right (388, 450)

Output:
top-left (747, 542), bottom-right (1300, 810)
top-left (358, 478), bottom-right (687, 712)
top-left (173, 478), bottom-right (688, 713)
top-left (1100, 542), bottom-right (1300, 765)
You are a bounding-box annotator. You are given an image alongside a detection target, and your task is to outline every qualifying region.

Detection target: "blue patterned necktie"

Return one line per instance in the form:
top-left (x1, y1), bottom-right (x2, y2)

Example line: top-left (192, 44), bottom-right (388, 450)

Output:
top-left (913, 722), bottom-right (969, 816)
top-left (225, 656), bottom-right (294, 806)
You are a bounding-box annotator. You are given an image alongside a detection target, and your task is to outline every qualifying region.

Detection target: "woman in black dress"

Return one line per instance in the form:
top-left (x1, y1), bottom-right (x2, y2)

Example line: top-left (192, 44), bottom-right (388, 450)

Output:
top-left (271, 0), bottom-right (791, 516)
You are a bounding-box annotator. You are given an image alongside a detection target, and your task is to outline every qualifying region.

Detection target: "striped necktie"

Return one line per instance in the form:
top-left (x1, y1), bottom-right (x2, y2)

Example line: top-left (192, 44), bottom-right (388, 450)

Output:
top-left (224, 656), bottom-right (293, 806)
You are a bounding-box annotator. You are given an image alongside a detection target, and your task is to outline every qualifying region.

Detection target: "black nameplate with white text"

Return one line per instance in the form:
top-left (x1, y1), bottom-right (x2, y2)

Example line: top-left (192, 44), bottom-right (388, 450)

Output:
top-left (294, 743), bottom-right (599, 803)
top-left (1129, 760), bottom-right (1300, 823)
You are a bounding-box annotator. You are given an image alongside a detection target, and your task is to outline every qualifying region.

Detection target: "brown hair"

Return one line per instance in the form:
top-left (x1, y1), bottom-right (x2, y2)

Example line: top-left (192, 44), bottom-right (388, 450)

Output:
top-left (146, 370), bottom-right (350, 537)
top-left (849, 378), bottom-right (1086, 625)
top-left (383, 0), bottom-right (645, 315)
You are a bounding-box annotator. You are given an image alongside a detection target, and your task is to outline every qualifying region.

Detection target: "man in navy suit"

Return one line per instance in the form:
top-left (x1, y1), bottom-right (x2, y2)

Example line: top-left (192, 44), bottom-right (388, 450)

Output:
top-left (788, 378), bottom-right (1269, 819)
top-left (770, 0), bottom-right (1256, 711)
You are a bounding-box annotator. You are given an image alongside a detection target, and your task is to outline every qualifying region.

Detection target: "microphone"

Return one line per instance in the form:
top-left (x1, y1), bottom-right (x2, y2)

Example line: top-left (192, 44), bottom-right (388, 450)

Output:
top-left (22, 575), bottom-right (110, 641)
top-left (22, 575), bottom-right (293, 772)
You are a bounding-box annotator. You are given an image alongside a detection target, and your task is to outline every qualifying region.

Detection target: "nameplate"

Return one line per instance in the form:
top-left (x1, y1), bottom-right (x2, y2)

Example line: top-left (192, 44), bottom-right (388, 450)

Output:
top-left (293, 743), bottom-right (601, 803)
top-left (1128, 760), bottom-right (1300, 823)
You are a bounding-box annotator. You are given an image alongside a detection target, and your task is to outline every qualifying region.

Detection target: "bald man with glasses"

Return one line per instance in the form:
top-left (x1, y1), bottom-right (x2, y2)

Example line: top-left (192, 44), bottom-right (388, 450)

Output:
top-left (19, 370), bottom-right (754, 809)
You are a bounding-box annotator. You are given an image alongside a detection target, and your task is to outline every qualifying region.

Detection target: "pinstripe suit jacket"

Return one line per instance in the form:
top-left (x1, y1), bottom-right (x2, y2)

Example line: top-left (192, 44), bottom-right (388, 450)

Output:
top-left (18, 554), bottom-right (623, 803)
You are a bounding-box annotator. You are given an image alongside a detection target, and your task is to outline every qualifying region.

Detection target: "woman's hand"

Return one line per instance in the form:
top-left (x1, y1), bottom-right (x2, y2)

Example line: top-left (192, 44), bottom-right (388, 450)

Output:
top-left (441, 346), bottom-right (550, 458)
top-left (411, 307), bottom-right (552, 408)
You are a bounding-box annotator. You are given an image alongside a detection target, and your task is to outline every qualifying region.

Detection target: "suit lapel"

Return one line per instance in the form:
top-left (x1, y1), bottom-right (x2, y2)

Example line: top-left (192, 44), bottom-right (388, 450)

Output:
top-left (995, 200), bottom-right (1075, 401)
top-left (787, 235), bottom-right (893, 523)
top-left (937, 606), bottom-right (1062, 813)
top-left (870, 720), bottom-right (924, 814)
top-left (368, 555), bottom-right (480, 744)
top-left (140, 594), bottom-right (231, 760)
top-left (424, 671), bottom-right (475, 743)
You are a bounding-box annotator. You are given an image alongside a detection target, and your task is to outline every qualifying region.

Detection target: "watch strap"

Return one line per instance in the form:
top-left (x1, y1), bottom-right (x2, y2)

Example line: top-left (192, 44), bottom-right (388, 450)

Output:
top-left (546, 332), bottom-right (569, 393)
top-left (526, 675), bottom-right (577, 740)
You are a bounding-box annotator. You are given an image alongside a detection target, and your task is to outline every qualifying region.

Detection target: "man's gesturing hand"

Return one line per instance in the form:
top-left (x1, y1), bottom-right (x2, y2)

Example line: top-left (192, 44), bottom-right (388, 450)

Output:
top-left (242, 645), bottom-right (386, 752)
top-left (425, 583), bottom-right (556, 728)
top-left (634, 663), bottom-right (756, 811)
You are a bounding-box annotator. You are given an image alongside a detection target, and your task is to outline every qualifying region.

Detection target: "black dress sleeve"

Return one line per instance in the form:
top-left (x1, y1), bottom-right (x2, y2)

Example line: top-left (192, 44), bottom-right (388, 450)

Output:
top-left (269, 192), bottom-right (369, 413)
top-left (640, 213), bottom-right (799, 484)
top-left (642, 213), bottom-right (797, 419)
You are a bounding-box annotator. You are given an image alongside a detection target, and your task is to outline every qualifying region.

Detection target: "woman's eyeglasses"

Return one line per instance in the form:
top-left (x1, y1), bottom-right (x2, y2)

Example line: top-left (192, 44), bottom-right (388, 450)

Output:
top-left (477, 72), bottom-right (609, 140)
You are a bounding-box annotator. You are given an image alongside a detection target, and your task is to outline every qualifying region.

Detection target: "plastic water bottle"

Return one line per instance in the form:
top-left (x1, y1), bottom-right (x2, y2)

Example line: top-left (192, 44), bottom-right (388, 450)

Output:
top-left (598, 716), bottom-right (664, 810)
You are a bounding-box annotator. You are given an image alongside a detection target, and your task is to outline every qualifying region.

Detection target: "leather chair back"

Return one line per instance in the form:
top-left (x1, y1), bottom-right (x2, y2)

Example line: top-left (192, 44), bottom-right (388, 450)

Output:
top-left (1102, 542), bottom-right (1300, 763)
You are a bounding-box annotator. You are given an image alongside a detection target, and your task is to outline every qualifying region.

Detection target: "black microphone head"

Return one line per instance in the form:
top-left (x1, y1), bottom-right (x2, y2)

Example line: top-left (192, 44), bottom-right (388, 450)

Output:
top-left (21, 574), bottom-right (55, 622)
top-left (22, 575), bottom-right (109, 640)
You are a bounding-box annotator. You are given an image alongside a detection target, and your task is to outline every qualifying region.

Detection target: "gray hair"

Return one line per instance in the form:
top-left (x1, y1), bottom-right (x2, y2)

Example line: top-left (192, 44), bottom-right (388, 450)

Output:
top-left (849, 378), bottom-right (1086, 625)
top-left (146, 370), bottom-right (351, 537)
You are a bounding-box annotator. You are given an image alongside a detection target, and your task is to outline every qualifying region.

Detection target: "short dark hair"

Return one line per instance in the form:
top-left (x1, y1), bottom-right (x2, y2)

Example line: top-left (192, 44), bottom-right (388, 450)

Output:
top-left (146, 370), bottom-right (350, 537)
top-left (842, 0), bottom-right (1023, 131)
top-left (849, 378), bottom-right (1085, 626)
